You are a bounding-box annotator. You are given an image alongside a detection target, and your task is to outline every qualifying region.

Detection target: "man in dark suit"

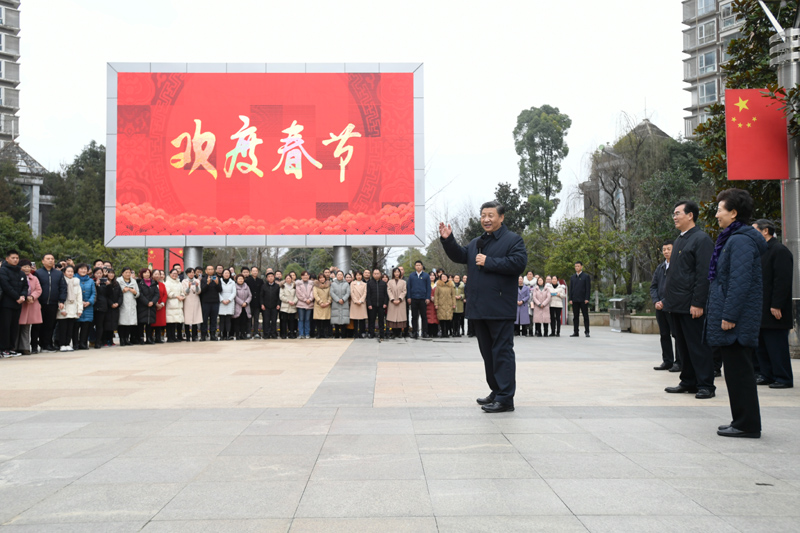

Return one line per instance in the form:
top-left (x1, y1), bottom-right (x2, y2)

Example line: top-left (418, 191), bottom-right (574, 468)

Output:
top-left (440, 201), bottom-right (528, 413)
top-left (260, 272), bottom-right (281, 339)
top-left (366, 269), bottom-right (388, 340)
top-left (650, 240), bottom-right (681, 371)
top-left (753, 219), bottom-right (794, 389)
top-left (245, 267), bottom-right (265, 338)
top-left (569, 262), bottom-right (591, 338)
top-left (663, 200), bottom-right (716, 400)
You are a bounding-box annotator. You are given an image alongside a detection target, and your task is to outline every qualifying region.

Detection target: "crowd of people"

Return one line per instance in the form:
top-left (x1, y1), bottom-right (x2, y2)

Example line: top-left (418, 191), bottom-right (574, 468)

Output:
top-left (0, 254), bottom-right (571, 356)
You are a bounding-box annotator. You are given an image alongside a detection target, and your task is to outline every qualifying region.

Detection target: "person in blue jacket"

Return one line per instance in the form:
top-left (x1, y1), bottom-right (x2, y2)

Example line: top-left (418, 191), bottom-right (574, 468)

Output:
top-left (406, 260), bottom-right (431, 339)
top-left (75, 263), bottom-right (97, 350)
top-left (706, 189), bottom-right (767, 438)
top-left (440, 201), bottom-right (528, 413)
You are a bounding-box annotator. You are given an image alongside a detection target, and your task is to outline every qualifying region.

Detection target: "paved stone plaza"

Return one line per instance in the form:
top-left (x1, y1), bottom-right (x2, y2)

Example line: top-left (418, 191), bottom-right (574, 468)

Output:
top-left (0, 328), bottom-right (798, 532)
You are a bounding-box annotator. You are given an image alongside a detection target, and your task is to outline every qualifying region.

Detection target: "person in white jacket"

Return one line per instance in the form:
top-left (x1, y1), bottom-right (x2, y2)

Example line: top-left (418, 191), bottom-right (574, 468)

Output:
top-left (547, 275), bottom-right (566, 337)
top-left (57, 265), bottom-right (82, 351)
top-left (218, 269), bottom-right (236, 340)
top-left (164, 269), bottom-right (185, 342)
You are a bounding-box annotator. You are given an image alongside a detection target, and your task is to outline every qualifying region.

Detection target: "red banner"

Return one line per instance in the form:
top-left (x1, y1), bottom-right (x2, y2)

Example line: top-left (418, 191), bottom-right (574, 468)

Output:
top-left (116, 73), bottom-right (415, 236)
top-left (147, 248), bottom-right (184, 271)
top-left (725, 88), bottom-right (788, 181)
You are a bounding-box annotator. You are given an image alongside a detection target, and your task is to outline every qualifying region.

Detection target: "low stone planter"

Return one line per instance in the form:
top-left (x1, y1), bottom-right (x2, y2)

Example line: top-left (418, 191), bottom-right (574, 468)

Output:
top-left (567, 312), bottom-right (609, 327)
top-left (630, 315), bottom-right (659, 335)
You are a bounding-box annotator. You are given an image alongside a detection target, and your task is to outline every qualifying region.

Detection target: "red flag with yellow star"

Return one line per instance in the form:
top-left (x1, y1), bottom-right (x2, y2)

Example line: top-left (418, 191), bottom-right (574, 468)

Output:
top-left (725, 89), bottom-right (788, 181)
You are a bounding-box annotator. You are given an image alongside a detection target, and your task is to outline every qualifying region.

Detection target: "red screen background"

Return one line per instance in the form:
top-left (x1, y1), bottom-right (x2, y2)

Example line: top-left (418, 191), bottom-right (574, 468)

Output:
top-left (115, 72), bottom-right (414, 236)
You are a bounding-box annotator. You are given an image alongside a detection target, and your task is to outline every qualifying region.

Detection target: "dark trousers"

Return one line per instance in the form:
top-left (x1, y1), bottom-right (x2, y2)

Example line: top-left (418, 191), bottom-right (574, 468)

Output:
top-left (235, 314), bottom-right (250, 337)
top-left (201, 302), bottom-right (219, 339)
top-left (93, 312), bottom-right (106, 348)
top-left (34, 302), bottom-right (59, 350)
top-left (353, 319), bottom-right (366, 337)
top-left (0, 307), bottom-right (21, 351)
top-left (409, 299), bottom-right (427, 337)
top-left (453, 312), bottom-right (464, 335)
top-left (715, 342), bottom-right (761, 432)
top-left (672, 312), bottom-right (715, 391)
top-left (572, 302), bottom-right (589, 334)
top-left (473, 319), bottom-right (516, 405)
top-left (549, 307), bottom-right (562, 335)
top-left (656, 309), bottom-right (675, 365)
top-left (58, 318), bottom-right (75, 347)
top-left (368, 307), bottom-right (385, 338)
top-left (263, 308), bottom-right (278, 338)
top-left (219, 315), bottom-right (232, 338)
top-left (76, 321), bottom-right (91, 348)
top-left (251, 307), bottom-right (264, 336)
top-left (185, 324), bottom-right (199, 341)
top-left (757, 329), bottom-right (794, 386)
top-left (280, 312), bottom-right (297, 338)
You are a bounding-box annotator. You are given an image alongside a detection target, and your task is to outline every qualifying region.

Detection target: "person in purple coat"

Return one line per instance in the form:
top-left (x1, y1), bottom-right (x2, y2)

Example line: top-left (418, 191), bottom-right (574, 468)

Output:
top-left (515, 276), bottom-right (531, 336)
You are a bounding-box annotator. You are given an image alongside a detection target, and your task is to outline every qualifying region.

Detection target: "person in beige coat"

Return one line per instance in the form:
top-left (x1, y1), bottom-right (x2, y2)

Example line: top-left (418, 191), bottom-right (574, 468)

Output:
top-left (434, 273), bottom-right (456, 338)
top-left (181, 268), bottom-right (202, 341)
top-left (313, 274), bottom-right (332, 338)
top-left (279, 279), bottom-right (298, 338)
top-left (531, 276), bottom-right (552, 337)
top-left (165, 270), bottom-right (185, 342)
top-left (387, 268), bottom-right (407, 338)
top-left (57, 265), bottom-right (82, 351)
top-left (349, 271), bottom-right (368, 338)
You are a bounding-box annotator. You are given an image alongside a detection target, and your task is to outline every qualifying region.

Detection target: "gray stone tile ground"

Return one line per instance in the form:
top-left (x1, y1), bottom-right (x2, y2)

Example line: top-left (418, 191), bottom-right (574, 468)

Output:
top-left (0, 327), bottom-right (797, 531)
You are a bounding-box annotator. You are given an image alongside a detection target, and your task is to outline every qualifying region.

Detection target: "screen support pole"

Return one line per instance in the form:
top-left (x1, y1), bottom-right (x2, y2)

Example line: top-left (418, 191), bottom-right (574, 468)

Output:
top-left (333, 246), bottom-right (352, 275)
top-left (183, 247), bottom-right (203, 272)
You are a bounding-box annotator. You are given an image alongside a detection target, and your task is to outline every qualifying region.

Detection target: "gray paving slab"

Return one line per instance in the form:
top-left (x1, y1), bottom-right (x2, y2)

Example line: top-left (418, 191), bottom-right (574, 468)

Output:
top-left (0, 458), bottom-right (109, 486)
top-left (320, 434), bottom-right (418, 455)
top-left (416, 433), bottom-right (514, 454)
top-left (74, 456), bottom-right (213, 484)
top-left (220, 435), bottom-right (326, 456)
top-left (525, 452), bottom-right (654, 479)
top-left (195, 455), bottom-right (317, 482)
top-left (119, 435), bottom-right (237, 457)
top-left (257, 408), bottom-right (338, 420)
top-left (310, 453), bottom-right (424, 480)
top-left (719, 516), bottom-right (800, 533)
top-left (578, 515), bottom-right (738, 533)
top-left (156, 420), bottom-right (251, 437)
top-left (15, 438), bottom-right (138, 461)
top-left (0, 439), bottom-right (53, 461)
top-left (241, 419), bottom-right (331, 436)
top-left (10, 483), bottom-right (184, 524)
top-left (436, 516), bottom-right (589, 533)
top-left (505, 432), bottom-right (616, 454)
top-left (0, 424), bottom-right (89, 440)
top-left (61, 420), bottom-right (174, 439)
top-left (664, 478), bottom-right (800, 516)
top-left (593, 431), bottom-right (715, 453)
top-left (427, 478), bottom-right (570, 516)
top-left (140, 519), bottom-right (290, 532)
top-left (153, 481), bottom-right (307, 520)
top-left (328, 418), bottom-right (414, 435)
top-left (421, 452), bottom-right (538, 479)
top-left (548, 478), bottom-right (714, 516)
top-left (288, 517), bottom-right (437, 532)
top-left (725, 452), bottom-right (800, 480)
top-left (490, 417), bottom-right (584, 434)
top-left (295, 479), bottom-right (433, 517)
top-left (626, 452), bottom-right (780, 480)
top-left (0, 482), bottom-right (71, 524)
top-left (412, 418), bottom-right (500, 434)
top-left (177, 408), bottom-right (266, 421)
top-left (0, 521), bottom-right (147, 532)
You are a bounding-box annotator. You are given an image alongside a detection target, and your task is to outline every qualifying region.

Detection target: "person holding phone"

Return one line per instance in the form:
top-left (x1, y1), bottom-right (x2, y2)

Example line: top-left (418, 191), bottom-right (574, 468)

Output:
top-left (200, 264), bottom-right (222, 341)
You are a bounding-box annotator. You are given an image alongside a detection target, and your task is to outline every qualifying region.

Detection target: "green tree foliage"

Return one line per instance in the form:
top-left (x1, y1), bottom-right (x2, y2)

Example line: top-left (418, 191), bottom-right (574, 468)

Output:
top-left (0, 161), bottom-right (29, 223)
top-left (46, 141), bottom-right (106, 242)
top-left (283, 262), bottom-right (304, 278)
top-left (0, 214), bottom-right (36, 258)
top-left (464, 182), bottom-right (533, 239)
top-left (513, 105), bottom-right (571, 228)
top-left (694, 0), bottom-right (793, 228)
top-left (544, 218), bottom-right (628, 288)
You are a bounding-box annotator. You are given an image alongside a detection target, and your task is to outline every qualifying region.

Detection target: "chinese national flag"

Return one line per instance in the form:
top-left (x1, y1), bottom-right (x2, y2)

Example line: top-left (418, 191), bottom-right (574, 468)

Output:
top-left (147, 248), bottom-right (164, 270)
top-left (725, 89), bottom-right (788, 181)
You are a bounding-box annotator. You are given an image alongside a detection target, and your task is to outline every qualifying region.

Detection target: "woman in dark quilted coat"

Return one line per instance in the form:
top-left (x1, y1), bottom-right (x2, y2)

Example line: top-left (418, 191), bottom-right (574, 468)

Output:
top-left (706, 189), bottom-right (767, 439)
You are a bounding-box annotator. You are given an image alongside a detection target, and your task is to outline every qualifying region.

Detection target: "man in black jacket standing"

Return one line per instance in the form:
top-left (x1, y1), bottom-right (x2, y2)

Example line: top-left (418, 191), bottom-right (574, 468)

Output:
top-left (650, 241), bottom-right (680, 371)
top-left (244, 267), bottom-right (264, 338)
top-left (200, 265), bottom-right (222, 341)
top-left (260, 272), bottom-right (281, 339)
top-left (366, 269), bottom-right (388, 340)
top-left (663, 200), bottom-right (716, 399)
top-left (752, 219), bottom-right (794, 389)
top-left (440, 201), bottom-right (528, 413)
top-left (569, 262), bottom-right (591, 338)
top-left (33, 253), bottom-right (67, 353)
top-left (0, 250), bottom-right (28, 357)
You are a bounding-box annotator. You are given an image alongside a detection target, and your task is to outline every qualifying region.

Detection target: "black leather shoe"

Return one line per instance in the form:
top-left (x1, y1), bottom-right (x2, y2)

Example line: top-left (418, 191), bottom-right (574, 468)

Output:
top-left (570, 333), bottom-right (579, 337)
top-left (695, 388), bottom-right (715, 399)
top-left (756, 376), bottom-right (775, 386)
top-left (717, 426), bottom-right (760, 438)
top-left (665, 385), bottom-right (697, 394)
top-left (669, 365), bottom-right (682, 373)
top-left (481, 402), bottom-right (514, 413)
top-left (654, 362), bottom-right (673, 371)
top-left (476, 395), bottom-right (496, 406)
top-left (718, 424), bottom-right (731, 431)
top-left (585, 333), bottom-right (590, 338)
top-left (769, 382), bottom-right (793, 389)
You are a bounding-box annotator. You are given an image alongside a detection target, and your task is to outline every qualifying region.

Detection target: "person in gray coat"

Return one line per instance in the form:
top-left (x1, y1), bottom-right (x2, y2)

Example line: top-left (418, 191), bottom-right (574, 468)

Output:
top-left (330, 271), bottom-right (351, 338)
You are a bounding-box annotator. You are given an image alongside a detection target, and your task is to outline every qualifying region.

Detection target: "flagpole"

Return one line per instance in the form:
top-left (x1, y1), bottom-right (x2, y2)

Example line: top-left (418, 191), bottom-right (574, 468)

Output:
top-left (769, 28), bottom-right (800, 345)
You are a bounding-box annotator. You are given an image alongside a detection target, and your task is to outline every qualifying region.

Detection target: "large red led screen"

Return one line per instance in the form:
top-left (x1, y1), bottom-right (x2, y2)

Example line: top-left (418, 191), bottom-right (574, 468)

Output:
top-left (115, 72), bottom-right (415, 236)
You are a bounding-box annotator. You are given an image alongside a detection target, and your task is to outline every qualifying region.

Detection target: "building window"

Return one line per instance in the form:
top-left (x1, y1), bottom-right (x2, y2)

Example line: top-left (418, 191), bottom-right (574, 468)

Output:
top-left (698, 20), bottom-right (716, 45)
top-left (699, 80), bottom-right (717, 105)
top-left (699, 51), bottom-right (717, 74)
top-left (0, 7), bottom-right (5, 26)
top-left (699, 113), bottom-right (710, 125)
top-left (722, 32), bottom-right (740, 62)
top-left (698, 0), bottom-right (715, 16)
top-left (721, 2), bottom-right (739, 28)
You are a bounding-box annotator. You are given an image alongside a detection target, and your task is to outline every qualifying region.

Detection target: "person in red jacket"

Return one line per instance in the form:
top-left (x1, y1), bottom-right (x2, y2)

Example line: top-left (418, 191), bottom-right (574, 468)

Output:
top-left (151, 270), bottom-right (168, 343)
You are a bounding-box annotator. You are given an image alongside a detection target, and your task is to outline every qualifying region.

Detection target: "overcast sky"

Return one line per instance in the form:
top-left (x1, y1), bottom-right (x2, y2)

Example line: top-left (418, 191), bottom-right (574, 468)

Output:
top-left (20, 0), bottom-right (686, 236)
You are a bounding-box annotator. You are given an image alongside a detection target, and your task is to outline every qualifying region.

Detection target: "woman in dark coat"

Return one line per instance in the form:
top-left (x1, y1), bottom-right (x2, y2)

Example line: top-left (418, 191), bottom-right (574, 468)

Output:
top-left (137, 268), bottom-right (160, 344)
top-left (103, 269), bottom-right (122, 346)
top-left (706, 189), bottom-right (767, 439)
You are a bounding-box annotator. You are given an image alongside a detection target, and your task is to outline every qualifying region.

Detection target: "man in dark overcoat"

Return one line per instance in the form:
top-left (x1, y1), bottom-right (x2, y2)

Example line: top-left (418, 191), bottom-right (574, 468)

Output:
top-left (440, 201), bottom-right (528, 413)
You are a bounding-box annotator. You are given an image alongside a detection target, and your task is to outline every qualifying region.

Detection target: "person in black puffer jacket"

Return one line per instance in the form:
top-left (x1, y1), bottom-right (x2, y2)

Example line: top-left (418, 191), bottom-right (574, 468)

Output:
top-left (0, 250), bottom-right (29, 356)
top-left (136, 268), bottom-right (160, 344)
